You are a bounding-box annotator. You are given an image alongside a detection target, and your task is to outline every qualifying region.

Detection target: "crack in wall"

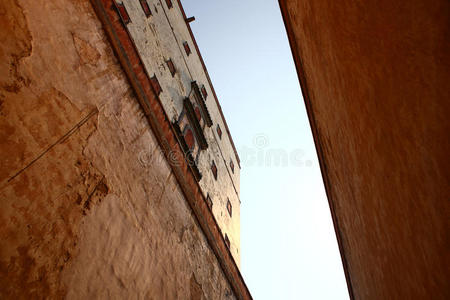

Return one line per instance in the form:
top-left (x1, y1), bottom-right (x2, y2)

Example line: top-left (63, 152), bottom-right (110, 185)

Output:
top-left (6, 108), bottom-right (99, 184)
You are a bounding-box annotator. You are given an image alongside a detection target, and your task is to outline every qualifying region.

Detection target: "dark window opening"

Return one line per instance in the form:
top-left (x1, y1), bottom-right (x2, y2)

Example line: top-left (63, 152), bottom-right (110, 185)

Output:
top-left (115, 2), bottom-right (131, 25)
top-left (150, 75), bottom-right (162, 95)
top-left (166, 59), bottom-right (176, 77)
top-left (190, 81), bottom-right (212, 127)
top-left (227, 198), bottom-right (232, 217)
top-left (172, 120), bottom-right (202, 182)
top-left (183, 42), bottom-right (191, 56)
top-left (229, 159), bottom-right (234, 174)
top-left (211, 160), bottom-right (218, 180)
top-left (139, 0), bottom-right (152, 17)
top-left (183, 98), bottom-right (208, 150)
top-left (225, 234), bottom-right (230, 249)
top-left (216, 124), bottom-right (222, 139)
top-left (194, 107), bottom-right (202, 122)
top-left (201, 86), bottom-right (208, 99)
top-left (165, 0), bottom-right (173, 9)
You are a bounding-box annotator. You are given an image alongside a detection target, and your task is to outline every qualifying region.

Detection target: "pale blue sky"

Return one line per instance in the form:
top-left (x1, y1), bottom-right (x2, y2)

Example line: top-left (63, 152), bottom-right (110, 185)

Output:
top-left (182, 1), bottom-right (349, 299)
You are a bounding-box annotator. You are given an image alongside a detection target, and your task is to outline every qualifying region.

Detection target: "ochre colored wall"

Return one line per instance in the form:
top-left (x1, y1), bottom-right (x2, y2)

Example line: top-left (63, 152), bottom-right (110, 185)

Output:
top-left (280, 0), bottom-right (449, 299)
top-left (0, 0), bottom-right (235, 298)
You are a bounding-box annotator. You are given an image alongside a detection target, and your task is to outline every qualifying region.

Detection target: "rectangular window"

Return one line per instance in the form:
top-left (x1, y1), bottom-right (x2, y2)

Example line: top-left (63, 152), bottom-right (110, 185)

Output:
top-left (166, 59), bottom-right (176, 77)
top-left (139, 0), bottom-right (152, 17)
top-left (150, 75), bottom-right (162, 96)
top-left (216, 124), bottom-right (222, 139)
top-left (211, 160), bottom-right (217, 180)
top-left (183, 98), bottom-right (208, 150)
top-left (115, 2), bottom-right (131, 25)
top-left (227, 198), bottom-right (232, 217)
top-left (190, 81), bottom-right (212, 127)
top-left (229, 159), bottom-right (234, 174)
top-left (201, 86), bottom-right (208, 99)
top-left (183, 42), bottom-right (191, 56)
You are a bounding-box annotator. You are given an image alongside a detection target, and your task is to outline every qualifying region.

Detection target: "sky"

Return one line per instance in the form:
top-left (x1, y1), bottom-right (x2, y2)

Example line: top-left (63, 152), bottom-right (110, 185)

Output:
top-left (182, 1), bottom-right (349, 299)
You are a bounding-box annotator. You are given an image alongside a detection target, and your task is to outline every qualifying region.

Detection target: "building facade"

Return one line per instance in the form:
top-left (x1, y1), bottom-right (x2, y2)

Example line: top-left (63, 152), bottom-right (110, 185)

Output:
top-left (279, 0), bottom-right (450, 299)
top-left (117, 0), bottom-right (242, 265)
top-left (0, 0), bottom-right (250, 298)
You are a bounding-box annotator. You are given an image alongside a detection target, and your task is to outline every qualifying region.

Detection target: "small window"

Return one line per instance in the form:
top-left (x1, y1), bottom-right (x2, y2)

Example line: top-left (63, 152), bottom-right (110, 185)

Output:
top-left (183, 41), bottom-right (191, 56)
top-left (211, 160), bottom-right (217, 180)
top-left (216, 124), bottom-right (222, 139)
top-left (165, 0), bottom-right (173, 9)
top-left (139, 0), bottom-right (152, 17)
top-left (201, 86), bottom-right (208, 99)
top-left (226, 198), bottom-right (232, 217)
top-left (229, 159), bottom-right (234, 174)
top-left (115, 2), bottom-right (131, 25)
top-left (206, 194), bottom-right (213, 211)
top-left (224, 234), bottom-right (230, 249)
top-left (150, 75), bottom-right (162, 95)
top-left (166, 59), bottom-right (176, 77)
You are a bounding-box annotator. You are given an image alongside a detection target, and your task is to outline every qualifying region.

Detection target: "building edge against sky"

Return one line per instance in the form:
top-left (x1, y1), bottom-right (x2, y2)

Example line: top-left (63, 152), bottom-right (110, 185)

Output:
top-left (279, 0), bottom-right (449, 299)
top-left (0, 0), bottom-right (252, 298)
top-left (119, 0), bottom-right (242, 266)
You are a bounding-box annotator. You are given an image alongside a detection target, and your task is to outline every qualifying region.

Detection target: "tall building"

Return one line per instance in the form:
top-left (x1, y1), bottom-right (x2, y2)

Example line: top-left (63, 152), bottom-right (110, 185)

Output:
top-left (280, 0), bottom-right (449, 299)
top-left (115, 0), bottom-right (242, 266)
top-left (0, 0), bottom-right (250, 298)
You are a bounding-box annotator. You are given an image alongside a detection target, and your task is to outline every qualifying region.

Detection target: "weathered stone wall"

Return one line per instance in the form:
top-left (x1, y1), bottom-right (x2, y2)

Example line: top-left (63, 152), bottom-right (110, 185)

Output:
top-left (119, 0), bottom-right (241, 265)
top-left (0, 0), bottom-right (236, 298)
top-left (280, 0), bottom-right (450, 299)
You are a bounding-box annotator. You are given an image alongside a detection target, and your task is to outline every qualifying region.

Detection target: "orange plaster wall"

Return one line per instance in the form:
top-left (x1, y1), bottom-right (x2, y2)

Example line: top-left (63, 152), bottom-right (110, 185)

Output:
top-left (280, 0), bottom-right (450, 298)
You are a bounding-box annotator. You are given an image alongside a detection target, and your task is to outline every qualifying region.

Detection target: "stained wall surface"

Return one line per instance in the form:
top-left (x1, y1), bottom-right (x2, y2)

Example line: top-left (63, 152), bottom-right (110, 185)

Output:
top-left (0, 0), bottom-right (236, 298)
top-left (120, 0), bottom-right (241, 264)
top-left (280, 0), bottom-right (450, 299)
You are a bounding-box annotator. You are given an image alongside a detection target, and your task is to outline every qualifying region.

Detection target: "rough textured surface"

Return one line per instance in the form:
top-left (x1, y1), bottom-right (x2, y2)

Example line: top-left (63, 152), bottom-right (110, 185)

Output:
top-left (121, 0), bottom-right (241, 264)
top-left (0, 0), bottom-right (236, 298)
top-left (280, 0), bottom-right (450, 299)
